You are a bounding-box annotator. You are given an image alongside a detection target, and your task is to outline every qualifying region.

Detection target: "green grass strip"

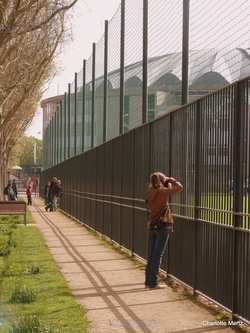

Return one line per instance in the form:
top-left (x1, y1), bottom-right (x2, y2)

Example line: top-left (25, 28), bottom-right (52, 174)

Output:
top-left (0, 214), bottom-right (89, 333)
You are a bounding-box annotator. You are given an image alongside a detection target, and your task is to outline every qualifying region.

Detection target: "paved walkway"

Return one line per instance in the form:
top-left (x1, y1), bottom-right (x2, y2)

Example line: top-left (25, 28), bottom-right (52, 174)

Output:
top-left (28, 197), bottom-right (247, 333)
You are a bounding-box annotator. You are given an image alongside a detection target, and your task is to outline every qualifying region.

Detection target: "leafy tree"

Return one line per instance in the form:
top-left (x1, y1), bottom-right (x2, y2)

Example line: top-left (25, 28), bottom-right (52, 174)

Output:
top-left (8, 136), bottom-right (42, 175)
top-left (0, 0), bottom-right (79, 199)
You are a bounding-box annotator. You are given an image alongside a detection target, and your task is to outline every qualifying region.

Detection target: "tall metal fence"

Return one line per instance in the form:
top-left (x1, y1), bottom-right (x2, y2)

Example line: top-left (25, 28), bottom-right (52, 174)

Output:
top-left (41, 77), bottom-right (250, 325)
top-left (42, 0), bottom-right (250, 169)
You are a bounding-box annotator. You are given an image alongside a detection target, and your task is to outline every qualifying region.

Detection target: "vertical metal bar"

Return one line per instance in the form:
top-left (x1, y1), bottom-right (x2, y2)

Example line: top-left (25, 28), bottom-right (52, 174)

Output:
top-left (82, 59), bottom-right (86, 152)
top-left (110, 141), bottom-right (114, 240)
top-left (247, 83), bottom-right (250, 228)
top-left (169, 115), bottom-right (173, 177)
top-left (60, 100), bottom-right (63, 162)
top-left (166, 111), bottom-right (174, 272)
top-left (51, 120), bottom-right (54, 167)
top-left (64, 92), bottom-right (67, 160)
top-left (49, 119), bottom-right (52, 167)
top-left (91, 43), bottom-right (96, 149)
top-left (103, 20), bottom-right (108, 143)
top-left (120, 0), bottom-right (125, 134)
top-left (41, 129), bottom-right (43, 169)
top-left (53, 112), bottom-right (56, 165)
top-left (131, 130), bottom-right (135, 256)
top-left (222, 89), bottom-right (227, 212)
top-left (53, 117), bottom-right (56, 166)
top-left (56, 106), bottom-right (59, 164)
top-left (118, 1), bottom-right (125, 247)
top-left (193, 99), bottom-right (202, 293)
top-left (51, 118), bottom-right (54, 166)
top-left (47, 125), bottom-right (49, 168)
top-left (182, 0), bottom-right (190, 105)
top-left (228, 86), bottom-right (234, 212)
top-left (142, 0), bottom-right (148, 124)
top-left (68, 83), bottom-right (71, 158)
top-left (56, 109), bottom-right (58, 164)
top-left (74, 72), bottom-right (77, 156)
top-left (233, 82), bottom-right (244, 227)
top-left (45, 129), bottom-right (48, 169)
top-left (232, 81), bottom-right (245, 321)
top-left (49, 124), bottom-right (51, 167)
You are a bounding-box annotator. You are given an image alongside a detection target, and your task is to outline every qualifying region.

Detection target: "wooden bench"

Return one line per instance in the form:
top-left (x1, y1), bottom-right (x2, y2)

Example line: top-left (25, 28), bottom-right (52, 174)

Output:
top-left (0, 201), bottom-right (27, 225)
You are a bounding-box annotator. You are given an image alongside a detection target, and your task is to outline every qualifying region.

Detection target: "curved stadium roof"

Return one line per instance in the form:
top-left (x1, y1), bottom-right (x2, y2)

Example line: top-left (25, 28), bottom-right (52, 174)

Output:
top-left (103, 48), bottom-right (250, 91)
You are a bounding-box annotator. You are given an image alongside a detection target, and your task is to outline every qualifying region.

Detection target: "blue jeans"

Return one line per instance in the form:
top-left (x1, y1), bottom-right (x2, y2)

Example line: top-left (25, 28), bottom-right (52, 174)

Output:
top-left (145, 227), bottom-right (171, 288)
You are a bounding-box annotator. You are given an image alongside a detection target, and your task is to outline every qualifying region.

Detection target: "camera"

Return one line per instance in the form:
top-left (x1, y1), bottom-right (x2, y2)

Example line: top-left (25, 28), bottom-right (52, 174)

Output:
top-left (163, 179), bottom-right (169, 187)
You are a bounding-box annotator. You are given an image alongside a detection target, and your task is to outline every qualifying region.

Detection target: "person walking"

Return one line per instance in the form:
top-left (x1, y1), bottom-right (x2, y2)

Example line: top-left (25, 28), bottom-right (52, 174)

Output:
top-left (50, 179), bottom-right (62, 211)
top-left (4, 180), bottom-right (17, 201)
top-left (12, 179), bottom-right (18, 199)
top-left (26, 185), bottom-right (32, 205)
top-left (44, 181), bottom-right (50, 205)
top-left (145, 172), bottom-right (183, 290)
top-left (45, 177), bottom-right (57, 211)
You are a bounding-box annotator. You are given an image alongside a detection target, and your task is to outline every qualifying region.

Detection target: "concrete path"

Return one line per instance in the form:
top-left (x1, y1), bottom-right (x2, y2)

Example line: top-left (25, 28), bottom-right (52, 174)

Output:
top-left (27, 197), bottom-right (247, 333)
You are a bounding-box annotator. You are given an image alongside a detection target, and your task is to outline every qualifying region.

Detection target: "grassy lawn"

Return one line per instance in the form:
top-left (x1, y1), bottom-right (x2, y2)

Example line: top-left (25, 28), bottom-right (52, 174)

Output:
top-left (0, 212), bottom-right (89, 333)
top-left (185, 193), bottom-right (250, 229)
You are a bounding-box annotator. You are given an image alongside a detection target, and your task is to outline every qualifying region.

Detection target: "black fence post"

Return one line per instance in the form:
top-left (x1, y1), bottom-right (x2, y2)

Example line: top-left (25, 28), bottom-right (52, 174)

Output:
top-left (56, 108), bottom-right (58, 164)
top-left (194, 99), bottom-right (202, 293)
top-left (119, 0), bottom-right (125, 135)
top-left (68, 83), bottom-right (71, 158)
top-left (233, 81), bottom-right (244, 226)
top-left (91, 43), bottom-right (96, 149)
top-left (182, 0), bottom-right (189, 105)
top-left (60, 100), bottom-right (63, 162)
top-left (232, 80), bottom-right (245, 320)
top-left (64, 92), bottom-right (67, 159)
top-left (142, 0), bottom-right (148, 124)
top-left (74, 72), bottom-right (77, 155)
top-left (103, 20), bottom-right (108, 143)
top-left (51, 120), bottom-right (54, 167)
top-left (82, 59), bottom-right (86, 153)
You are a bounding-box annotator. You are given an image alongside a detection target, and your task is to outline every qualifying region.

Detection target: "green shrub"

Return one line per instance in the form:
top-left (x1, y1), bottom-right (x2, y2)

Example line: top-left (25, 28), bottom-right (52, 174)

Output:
top-left (28, 263), bottom-right (41, 275)
top-left (7, 239), bottom-right (16, 248)
top-left (11, 315), bottom-right (59, 333)
top-left (0, 227), bottom-right (12, 235)
top-left (0, 216), bottom-right (9, 221)
top-left (10, 284), bottom-right (37, 303)
top-left (0, 243), bottom-right (11, 256)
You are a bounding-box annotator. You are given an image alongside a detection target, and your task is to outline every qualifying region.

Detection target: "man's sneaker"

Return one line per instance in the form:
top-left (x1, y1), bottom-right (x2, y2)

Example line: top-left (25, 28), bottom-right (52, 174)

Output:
top-left (149, 284), bottom-right (166, 290)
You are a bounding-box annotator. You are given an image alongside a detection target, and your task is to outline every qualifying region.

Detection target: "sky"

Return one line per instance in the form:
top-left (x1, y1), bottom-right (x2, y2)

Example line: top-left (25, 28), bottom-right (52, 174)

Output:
top-left (28, 0), bottom-right (121, 139)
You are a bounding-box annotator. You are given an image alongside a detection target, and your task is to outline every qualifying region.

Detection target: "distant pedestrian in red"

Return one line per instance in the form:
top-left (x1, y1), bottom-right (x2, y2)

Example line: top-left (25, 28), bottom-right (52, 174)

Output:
top-left (26, 185), bottom-right (32, 205)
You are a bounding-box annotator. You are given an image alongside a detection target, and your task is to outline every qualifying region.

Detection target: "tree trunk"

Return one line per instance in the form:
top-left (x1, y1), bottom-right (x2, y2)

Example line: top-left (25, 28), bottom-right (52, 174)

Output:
top-left (0, 135), bottom-right (8, 201)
